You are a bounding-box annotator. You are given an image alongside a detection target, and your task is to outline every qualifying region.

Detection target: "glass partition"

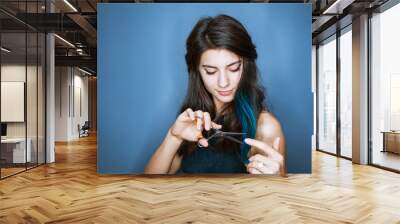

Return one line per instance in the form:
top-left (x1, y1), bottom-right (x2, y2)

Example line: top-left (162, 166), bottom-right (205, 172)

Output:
top-left (1, 30), bottom-right (28, 177)
top-left (0, 1), bottom-right (46, 179)
top-left (371, 3), bottom-right (400, 171)
top-left (317, 35), bottom-right (337, 155)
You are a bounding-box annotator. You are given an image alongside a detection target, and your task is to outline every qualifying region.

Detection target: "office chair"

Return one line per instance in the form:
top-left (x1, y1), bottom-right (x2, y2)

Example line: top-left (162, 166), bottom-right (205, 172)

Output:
top-left (78, 121), bottom-right (90, 138)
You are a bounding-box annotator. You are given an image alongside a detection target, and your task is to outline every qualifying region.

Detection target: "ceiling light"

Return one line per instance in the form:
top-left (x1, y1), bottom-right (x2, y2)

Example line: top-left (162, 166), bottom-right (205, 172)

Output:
top-left (1, 47), bottom-right (11, 53)
top-left (54, 34), bottom-right (75, 48)
top-left (323, 0), bottom-right (354, 15)
top-left (63, 0), bottom-right (78, 12)
top-left (78, 67), bottom-right (93, 76)
top-left (323, 0), bottom-right (341, 14)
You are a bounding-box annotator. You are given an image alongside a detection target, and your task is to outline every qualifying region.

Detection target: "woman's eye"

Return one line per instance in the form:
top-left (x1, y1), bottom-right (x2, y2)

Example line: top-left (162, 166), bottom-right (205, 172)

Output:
top-left (206, 70), bottom-right (217, 75)
top-left (230, 65), bottom-right (241, 72)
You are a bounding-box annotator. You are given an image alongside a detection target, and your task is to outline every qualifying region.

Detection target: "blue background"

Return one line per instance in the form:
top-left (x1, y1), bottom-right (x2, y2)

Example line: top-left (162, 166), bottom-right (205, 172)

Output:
top-left (98, 3), bottom-right (312, 174)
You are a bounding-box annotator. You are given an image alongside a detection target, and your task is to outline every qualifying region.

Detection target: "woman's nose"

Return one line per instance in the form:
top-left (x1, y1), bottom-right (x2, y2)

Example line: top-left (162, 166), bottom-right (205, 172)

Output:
top-left (217, 71), bottom-right (229, 88)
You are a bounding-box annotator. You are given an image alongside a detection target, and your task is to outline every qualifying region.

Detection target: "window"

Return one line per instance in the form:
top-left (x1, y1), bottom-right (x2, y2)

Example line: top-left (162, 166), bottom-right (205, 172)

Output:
top-left (317, 35), bottom-right (337, 154)
top-left (339, 27), bottom-right (352, 158)
top-left (370, 2), bottom-right (400, 171)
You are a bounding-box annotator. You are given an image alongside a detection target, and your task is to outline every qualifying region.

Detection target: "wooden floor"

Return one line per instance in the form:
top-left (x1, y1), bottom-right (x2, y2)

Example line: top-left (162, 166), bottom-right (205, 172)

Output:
top-left (1, 134), bottom-right (400, 223)
top-left (372, 150), bottom-right (400, 171)
top-left (1, 167), bottom-right (26, 178)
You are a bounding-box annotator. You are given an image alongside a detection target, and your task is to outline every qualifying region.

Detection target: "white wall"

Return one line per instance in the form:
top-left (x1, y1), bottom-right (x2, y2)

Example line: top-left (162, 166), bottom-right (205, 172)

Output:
top-left (72, 73), bottom-right (89, 138)
top-left (1, 63), bottom-right (46, 164)
top-left (312, 45), bottom-right (316, 151)
top-left (55, 67), bottom-right (89, 141)
top-left (1, 65), bottom-right (26, 135)
top-left (1, 64), bottom-right (41, 138)
top-left (55, 66), bottom-right (69, 141)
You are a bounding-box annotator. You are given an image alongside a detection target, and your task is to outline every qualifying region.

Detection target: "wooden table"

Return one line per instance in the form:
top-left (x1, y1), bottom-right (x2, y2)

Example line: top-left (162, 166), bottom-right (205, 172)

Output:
top-left (0, 138), bottom-right (32, 165)
top-left (381, 131), bottom-right (400, 154)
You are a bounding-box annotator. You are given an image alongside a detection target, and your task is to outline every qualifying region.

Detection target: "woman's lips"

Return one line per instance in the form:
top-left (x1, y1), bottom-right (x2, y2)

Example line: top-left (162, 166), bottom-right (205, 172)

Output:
top-left (217, 90), bottom-right (233, 96)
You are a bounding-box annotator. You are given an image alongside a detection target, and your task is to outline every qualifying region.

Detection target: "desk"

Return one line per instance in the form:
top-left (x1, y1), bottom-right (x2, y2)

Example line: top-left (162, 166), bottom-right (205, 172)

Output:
top-left (1, 138), bottom-right (31, 163)
top-left (381, 131), bottom-right (400, 154)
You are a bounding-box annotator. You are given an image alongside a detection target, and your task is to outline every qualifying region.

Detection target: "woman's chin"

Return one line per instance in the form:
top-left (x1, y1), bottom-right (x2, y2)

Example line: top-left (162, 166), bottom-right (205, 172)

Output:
top-left (216, 95), bottom-right (234, 103)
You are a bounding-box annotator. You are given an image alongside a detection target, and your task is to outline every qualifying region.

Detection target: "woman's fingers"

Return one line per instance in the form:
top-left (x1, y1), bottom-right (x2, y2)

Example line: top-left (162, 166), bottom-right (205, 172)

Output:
top-left (179, 108), bottom-right (223, 144)
top-left (190, 109), bottom-right (223, 133)
top-left (211, 122), bottom-right (222, 129)
top-left (194, 110), bottom-right (221, 131)
top-left (249, 162), bottom-right (277, 174)
top-left (247, 165), bottom-right (262, 174)
top-left (194, 110), bottom-right (203, 130)
top-left (247, 160), bottom-right (277, 174)
top-left (196, 118), bottom-right (203, 130)
top-left (198, 138), bottom-right (209, 148)
top-left (245, 138), bottom-right (283, 163)
top-left (244, 138), bottom-right (284, 175)
top-left (247, 163), bottom-right (263, 174)
top-left (185, 108), bottom-right (195, 121)
top-left (273, 137), bottom-right (280, 151)
top-left (203, 112), bottom-right (211, 131)
top-left (248, 154), bottom-right (280, 174)
top-left (196, 131), bottom-right (209, 148)
top-left (245, 138), bottom-right (278, 156)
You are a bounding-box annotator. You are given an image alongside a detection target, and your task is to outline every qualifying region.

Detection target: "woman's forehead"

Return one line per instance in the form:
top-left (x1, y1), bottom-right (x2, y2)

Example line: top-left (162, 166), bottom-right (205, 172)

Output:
top-left (200, 49), bottom-right (240, 67)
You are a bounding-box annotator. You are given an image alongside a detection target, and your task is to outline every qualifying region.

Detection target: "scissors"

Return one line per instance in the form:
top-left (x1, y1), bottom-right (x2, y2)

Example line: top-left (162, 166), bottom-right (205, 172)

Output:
top-left (198, 129), bottom-right (247, 148)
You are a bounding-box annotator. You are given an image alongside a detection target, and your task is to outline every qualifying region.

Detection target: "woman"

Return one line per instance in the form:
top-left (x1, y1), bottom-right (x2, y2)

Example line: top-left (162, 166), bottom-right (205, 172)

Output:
top-left (144, 14), bottom-right (286, 175)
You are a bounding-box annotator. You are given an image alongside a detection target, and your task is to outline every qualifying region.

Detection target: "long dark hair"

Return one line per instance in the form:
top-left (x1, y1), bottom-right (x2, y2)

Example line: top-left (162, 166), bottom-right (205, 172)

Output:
top-left (177, 14), bottom-right (268, 164)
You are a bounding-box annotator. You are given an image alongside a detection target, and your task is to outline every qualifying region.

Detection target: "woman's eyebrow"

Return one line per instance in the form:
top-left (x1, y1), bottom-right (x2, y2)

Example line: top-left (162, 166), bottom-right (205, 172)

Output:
top-left (202, 60), bottom-right (241, 69)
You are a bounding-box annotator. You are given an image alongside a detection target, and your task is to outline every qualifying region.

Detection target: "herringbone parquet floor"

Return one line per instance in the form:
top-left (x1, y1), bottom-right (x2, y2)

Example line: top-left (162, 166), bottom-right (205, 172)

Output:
top-left (0, 134), bottom-right (400, 223)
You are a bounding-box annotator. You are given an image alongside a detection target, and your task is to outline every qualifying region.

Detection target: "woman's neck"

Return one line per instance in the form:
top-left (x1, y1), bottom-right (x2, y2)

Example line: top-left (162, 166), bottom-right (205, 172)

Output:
top-left (215, 104), bottom-right (232, 118)
top-left (214, 97), bottom-right (228, 115)
top-left (215, 105), bottom-right (224, 117)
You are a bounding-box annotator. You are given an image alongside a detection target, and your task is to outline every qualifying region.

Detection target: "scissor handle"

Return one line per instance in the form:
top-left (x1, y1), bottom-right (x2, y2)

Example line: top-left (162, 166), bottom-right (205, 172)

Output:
top-left (197, 130), bottom-right (220, 148)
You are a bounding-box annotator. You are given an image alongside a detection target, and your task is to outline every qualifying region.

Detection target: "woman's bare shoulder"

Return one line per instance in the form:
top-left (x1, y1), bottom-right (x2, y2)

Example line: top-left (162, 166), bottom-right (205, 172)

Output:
top-left (256, 111), bottom-right (284, 141)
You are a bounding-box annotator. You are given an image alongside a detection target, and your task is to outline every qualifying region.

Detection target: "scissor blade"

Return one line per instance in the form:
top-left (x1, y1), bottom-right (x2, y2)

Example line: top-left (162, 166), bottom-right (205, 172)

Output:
top-left (220, 131), bottom-right (247, 136)
top-left (223, 135), bottom-right (244, 145)
top-left (206, 131), bottom-right (220, 141)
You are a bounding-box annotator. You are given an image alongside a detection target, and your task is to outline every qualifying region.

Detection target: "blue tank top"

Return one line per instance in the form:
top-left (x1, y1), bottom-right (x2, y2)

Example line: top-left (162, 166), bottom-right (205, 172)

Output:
top-left (180, 143), bottom-right (247, 173)
top-left (178, 115), bottom-right (247, 174)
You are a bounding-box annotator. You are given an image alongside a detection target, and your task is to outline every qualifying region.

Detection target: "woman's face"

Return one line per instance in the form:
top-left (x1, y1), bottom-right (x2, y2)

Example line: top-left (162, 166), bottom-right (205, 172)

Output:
top-left (198, 48), bottom-right (243, 110)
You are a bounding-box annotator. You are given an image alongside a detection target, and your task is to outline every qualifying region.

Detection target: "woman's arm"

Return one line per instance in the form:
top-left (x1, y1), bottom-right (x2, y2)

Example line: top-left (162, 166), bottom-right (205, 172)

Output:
top-left (246, 111), bottom-right (286, 176)
top-left (144, 129), bottom-right (183, 174)
top-left (144, 108), bottom-right (222, 174)
top-left (257, 112), bottom-right (286, 174)
top-left (168, 153), bottom-right (183, 174)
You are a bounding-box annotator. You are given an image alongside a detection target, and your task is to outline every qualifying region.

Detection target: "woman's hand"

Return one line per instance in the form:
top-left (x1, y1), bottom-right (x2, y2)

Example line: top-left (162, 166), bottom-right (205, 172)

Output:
top-left (244, 137), bottom-right (284, 175)
top-left (170, 108), bottom-right (222, 147)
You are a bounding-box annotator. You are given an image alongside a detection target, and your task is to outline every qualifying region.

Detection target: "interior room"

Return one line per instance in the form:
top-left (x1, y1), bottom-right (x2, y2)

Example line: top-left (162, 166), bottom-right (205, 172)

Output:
top-left (0, 0), bottom-right (399, 223)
